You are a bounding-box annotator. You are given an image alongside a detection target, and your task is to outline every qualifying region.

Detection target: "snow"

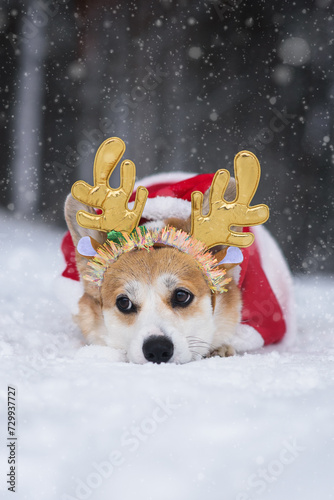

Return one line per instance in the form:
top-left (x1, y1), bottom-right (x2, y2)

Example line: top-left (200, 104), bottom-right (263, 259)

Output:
top-left (0, 211), bottom-right (334, 500)
top-left (278, 37), bottom-right (311, 67)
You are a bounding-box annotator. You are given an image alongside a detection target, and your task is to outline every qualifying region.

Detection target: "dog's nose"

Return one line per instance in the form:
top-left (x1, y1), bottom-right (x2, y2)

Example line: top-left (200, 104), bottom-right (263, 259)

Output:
top-left (142, 335), bottom-right (174, 364)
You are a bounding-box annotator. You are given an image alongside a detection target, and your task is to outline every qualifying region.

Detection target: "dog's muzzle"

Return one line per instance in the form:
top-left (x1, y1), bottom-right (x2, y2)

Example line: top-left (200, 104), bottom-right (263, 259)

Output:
top-left (142, 335), bottom-right (174, 364)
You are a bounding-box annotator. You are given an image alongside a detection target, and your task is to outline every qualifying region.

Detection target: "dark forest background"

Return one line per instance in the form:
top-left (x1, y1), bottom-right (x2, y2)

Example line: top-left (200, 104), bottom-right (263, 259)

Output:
top-left (0, 0), bottom-right (333, 274)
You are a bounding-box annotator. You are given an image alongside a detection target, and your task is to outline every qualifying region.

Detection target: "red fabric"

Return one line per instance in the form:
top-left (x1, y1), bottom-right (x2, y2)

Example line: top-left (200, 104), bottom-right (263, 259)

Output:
top-left (239, 229), bottom-right (286, 345)
top-left (129, 174), bottom-right (215, 202)
top-left (61, 231), bottom-right (80, 281)
top-left (61, 173), bottom-right (286, 345)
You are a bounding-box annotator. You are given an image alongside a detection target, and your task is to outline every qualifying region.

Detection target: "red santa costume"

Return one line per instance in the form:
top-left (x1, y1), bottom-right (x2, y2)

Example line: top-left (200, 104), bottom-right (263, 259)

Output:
top-left (60, 171), bottom-right (296, 352)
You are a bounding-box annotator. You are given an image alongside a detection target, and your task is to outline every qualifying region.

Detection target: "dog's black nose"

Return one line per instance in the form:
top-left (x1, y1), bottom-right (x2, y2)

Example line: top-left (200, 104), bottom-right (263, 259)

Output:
top-left (142, 335), bottom-right (174, 364)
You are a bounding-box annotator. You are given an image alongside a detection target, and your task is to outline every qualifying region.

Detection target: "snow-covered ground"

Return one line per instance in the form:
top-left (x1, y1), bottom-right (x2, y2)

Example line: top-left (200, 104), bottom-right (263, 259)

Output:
top-left (0, 211), bottom-right (333, 500)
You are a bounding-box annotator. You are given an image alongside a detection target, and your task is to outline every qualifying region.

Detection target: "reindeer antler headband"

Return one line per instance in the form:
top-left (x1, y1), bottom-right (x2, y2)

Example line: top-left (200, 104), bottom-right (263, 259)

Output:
top-left (71, 137), bottom-right (269, 292)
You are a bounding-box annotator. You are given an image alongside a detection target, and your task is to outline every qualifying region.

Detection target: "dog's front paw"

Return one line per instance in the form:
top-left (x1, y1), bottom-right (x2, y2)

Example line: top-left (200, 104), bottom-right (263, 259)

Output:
top-left (208, 345), bottom-right (235, 358)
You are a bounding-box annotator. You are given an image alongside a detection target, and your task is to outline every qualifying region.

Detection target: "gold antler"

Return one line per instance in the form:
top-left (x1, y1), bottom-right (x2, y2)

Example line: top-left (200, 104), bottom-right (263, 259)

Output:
top-left (71, 137), bottom-right (148, 233)
top-left (190, 151), bottom-right (269, 248)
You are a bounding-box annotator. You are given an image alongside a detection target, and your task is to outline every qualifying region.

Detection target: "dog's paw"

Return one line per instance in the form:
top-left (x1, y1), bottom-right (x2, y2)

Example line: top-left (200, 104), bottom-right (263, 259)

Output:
top-left (208, 345), bottom-right (235, 358)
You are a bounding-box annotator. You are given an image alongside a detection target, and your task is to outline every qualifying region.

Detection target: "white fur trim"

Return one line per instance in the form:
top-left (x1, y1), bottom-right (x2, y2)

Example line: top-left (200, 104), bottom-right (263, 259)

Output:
top-left (231, 324), bottom-right (264, 352)
top-left (252, 226), bottom-right (297, 347)
top-left (133, 196), bottom-right (192, 222)
top-left (143, 220), bottom-right (166, 231)
top-left (133, 172), bottom-right (196, 222)
top-left (54, 276), bottom-right (83, 316)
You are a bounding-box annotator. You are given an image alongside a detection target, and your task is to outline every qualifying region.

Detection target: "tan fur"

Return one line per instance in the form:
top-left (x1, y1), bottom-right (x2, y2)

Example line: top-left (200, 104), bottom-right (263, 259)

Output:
top-left (76, 293), bottom-right (105, 344)
top-left (211, 274), bottom-right (241, 352)
top-left (102, 247), bottom-right (212, 319)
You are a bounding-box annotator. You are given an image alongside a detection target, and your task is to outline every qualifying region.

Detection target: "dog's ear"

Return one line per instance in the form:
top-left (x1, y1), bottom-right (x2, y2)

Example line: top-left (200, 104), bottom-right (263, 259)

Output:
top-left (64, 194), bottom-right (106, 248)
top-left (163, 217), bottom-right (191, 233)
top-left (213, 247), bottom-right (241, 272)
top-left (208, 177), bottom-right (241, 276)
top-left (205, 176), bottom-right (243, 271)
top-left (165, 178), bottom-right (237, 232)
top-left (202, 176), bottom-right (237, 214)
top-left (213, 246), bottom-right (242, 287)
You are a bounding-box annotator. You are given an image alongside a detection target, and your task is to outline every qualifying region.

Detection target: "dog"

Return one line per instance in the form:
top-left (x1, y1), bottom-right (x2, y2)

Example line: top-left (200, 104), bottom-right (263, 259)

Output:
top-left (62, 138), bottom-right (295, 364)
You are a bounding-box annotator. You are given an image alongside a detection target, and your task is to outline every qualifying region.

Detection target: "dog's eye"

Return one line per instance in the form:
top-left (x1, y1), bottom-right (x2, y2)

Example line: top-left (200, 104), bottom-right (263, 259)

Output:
top-left (172, 288), bottom-right (194, 308)
top-left (116, 295), bottom-right (136, 314)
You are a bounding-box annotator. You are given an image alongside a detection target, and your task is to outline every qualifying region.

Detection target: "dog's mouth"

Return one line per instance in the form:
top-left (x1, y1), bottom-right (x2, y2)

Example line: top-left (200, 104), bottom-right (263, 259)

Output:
top-left (142, 335), bottom-right (174, 364)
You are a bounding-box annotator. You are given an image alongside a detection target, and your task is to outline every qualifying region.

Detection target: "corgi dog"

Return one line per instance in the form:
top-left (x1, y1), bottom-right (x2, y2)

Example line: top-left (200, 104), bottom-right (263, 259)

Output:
top-left (62, 138), bottom-right (295, 364)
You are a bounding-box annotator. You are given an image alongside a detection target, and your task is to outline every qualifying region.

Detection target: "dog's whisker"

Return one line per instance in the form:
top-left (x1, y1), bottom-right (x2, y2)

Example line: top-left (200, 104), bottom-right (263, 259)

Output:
top-left (187, 341), bottom-right (210, 347)
top-left (189, 349), bottom-right (204, 360)
top-left (189, 345), bottom-right (203, 354)
top-left (188, 344), bottom-right (209, 350)
top-left (188, 345), bottom-right (211, 351)
top-left (186, 335), bottom-right (208, 340)
top-left (189, 345), bottom-right (208, 356)
top-left (187, 338), bottom-right (210, 343)
top-left (187, 345), bottom-right (210, 352)
top-left (186, 336), bottom-right (211, 346)
top-left (186, 335), bottom-right (210, 341)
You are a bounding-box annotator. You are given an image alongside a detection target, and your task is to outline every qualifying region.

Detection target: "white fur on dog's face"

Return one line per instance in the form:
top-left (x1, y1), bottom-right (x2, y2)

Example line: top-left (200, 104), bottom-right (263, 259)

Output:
top-left (100, 247), bottom-right (216, 364)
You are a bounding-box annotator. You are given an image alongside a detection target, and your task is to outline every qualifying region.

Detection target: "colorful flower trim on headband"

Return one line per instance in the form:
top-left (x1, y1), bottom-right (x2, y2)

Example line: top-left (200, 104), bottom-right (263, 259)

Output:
top-left (84, 226), bottom-right (231, 293)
